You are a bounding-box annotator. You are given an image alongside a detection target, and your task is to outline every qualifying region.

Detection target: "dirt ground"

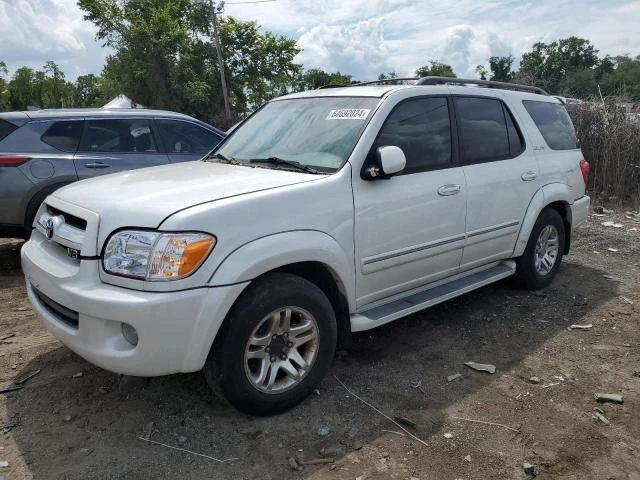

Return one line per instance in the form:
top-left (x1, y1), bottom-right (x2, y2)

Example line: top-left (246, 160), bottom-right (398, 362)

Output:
top-left (0, 211), bottom-right (639, 480)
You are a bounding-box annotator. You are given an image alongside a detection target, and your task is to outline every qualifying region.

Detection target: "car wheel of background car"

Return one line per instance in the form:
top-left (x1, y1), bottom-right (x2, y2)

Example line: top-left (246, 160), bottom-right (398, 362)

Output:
top-left (513, 208), bottom-right (565, 290)
top-left (23, 183), bottom-right (71, 240)
top-left (203, 272), bottom-right (337, 416)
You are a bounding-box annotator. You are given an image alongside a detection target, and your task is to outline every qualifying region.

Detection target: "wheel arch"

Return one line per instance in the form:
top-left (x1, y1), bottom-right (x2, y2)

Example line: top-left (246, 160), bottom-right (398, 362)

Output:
top-left (513, 184), bottom-right (573, 257)
top-left (209, 231), bottom-right (355, 348)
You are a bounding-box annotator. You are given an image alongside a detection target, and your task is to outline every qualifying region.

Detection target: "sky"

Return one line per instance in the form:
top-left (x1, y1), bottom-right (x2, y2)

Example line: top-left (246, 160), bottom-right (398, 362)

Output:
top-left (1, 0), bottom-right (639, 81)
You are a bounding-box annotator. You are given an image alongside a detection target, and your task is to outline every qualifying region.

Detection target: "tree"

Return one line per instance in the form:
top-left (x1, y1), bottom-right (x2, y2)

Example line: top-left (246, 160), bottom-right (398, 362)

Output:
top-left (475, 64), bottom-right (488, 80)
top-left (416, 61), bottom-right (456, 78)
top-left (518, 37), bottom-right (598, 92)
top-left (600, 55), bottom-right (640, 100)
top-left (296, 69), bottom-right (352, 90)
top-left (78, 0), bottom-right (302, 127)
top-left (0, 61), bottom-right (9, 111)
top-left (488, 55), bottom-right (514, 82)
top-left (8, 67), bottom-right (36, 110)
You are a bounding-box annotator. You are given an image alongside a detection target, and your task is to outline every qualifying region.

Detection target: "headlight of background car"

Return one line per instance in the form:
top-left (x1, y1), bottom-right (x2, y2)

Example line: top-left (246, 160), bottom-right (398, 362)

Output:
top-left (103, 230), bottom-right (216, 281)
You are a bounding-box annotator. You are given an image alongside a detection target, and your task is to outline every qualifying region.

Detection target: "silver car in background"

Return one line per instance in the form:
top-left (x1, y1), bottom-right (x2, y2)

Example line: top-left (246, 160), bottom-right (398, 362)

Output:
top-left (0, 108), bottom-right (224, 238)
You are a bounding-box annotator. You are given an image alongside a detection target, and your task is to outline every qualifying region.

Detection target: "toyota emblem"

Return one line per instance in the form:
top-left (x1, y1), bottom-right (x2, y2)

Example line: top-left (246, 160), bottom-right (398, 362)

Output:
top-left (44, 218), bottom-right (55, 240)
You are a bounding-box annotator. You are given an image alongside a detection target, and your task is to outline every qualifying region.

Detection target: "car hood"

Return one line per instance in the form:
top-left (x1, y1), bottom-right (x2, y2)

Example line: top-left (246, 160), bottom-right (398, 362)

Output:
top-left (52, 161), bottom-right (320, 228)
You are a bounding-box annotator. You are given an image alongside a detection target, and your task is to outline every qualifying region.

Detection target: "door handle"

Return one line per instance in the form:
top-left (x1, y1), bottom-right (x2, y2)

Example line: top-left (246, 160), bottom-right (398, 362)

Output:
top-left (437, 184), bottom-right (462, 196)
top-left (85, 162), bottom-right (110, 169)
top-left (521, 171), bottom-right (537, 181)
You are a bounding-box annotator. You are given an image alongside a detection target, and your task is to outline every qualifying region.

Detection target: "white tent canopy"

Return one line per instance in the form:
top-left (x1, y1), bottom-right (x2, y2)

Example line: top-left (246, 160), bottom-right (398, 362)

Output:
top-left (102, 94), bottom-right (146, 109)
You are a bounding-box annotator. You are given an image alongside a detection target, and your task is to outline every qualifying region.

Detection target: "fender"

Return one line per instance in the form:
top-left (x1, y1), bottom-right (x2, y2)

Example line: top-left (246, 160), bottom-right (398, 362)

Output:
top-left (209, 230), bottom-right (356, 311)
top-left (513, 183), bottom-right (573, 257)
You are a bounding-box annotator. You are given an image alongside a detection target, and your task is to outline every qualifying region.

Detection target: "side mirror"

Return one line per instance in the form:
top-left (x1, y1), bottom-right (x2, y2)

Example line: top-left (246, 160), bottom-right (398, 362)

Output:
top-left (377, 146), bottom-right (406, 176)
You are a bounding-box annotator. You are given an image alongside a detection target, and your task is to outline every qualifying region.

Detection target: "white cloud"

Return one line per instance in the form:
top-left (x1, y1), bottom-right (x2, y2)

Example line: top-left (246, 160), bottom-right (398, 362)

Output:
top-left (0, 0), bottom-right (639, 82)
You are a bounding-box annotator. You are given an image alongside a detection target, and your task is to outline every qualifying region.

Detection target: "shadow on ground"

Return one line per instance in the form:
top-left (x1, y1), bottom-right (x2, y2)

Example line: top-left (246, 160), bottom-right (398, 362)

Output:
top-left (2, 237), bottom-right (617, 479)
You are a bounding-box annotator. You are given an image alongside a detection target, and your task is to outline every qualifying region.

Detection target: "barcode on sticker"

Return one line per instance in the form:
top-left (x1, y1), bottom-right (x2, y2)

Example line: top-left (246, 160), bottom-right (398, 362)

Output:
top-left (326, 109), bottom-right (371, 120)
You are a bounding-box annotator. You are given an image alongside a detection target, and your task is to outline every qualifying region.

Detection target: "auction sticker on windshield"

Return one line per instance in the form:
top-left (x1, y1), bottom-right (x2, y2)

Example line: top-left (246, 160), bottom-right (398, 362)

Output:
top-left (326, 109), bottom-right (371, 120)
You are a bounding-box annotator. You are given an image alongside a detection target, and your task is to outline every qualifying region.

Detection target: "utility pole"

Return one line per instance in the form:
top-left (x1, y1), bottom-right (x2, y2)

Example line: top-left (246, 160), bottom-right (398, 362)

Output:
top-left (210, 0), bottom-right (232, 123)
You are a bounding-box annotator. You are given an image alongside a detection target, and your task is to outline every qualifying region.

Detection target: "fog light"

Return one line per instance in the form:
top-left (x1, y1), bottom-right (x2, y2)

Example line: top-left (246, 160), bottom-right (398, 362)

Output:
top-left (121, 323), bottom-right (138, 346)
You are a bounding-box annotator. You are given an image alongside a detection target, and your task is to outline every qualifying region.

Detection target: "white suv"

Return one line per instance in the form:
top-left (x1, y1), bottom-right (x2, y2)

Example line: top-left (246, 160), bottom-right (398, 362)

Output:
top-left (21, 77), bottom-right (590, 415)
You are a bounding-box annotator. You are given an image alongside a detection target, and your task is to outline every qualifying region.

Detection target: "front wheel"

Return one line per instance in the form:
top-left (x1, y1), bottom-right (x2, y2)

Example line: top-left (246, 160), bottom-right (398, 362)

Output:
top-left (512, 208), bottom-right (565, 290)
top-left (204, 272), bottom-right (337, 415)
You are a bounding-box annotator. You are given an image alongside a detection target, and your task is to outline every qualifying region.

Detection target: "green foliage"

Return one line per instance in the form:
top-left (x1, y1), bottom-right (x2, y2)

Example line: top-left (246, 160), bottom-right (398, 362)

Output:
top-left (77, 0), bottom-right (301, 127)
top-left (600, 55), bottom-right (640, 101)
top-left (296, 69), bottom-right (352, 90)
top-left (518, 37), bottom-right (598, 92)
top-left (0, 61), bottom-right (9, 111)
top-left (475, 64), bottom-right (488, 80)
top-left (416, 61), bottom-right (456, 78)
top-left (488, 55), bottom-right (514, 82)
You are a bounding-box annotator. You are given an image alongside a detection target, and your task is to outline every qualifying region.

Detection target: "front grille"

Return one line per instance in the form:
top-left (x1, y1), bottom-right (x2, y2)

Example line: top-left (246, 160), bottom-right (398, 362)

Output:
top-left (46, 205), bottom-right (87, 231)
top-left (32, 286), bottom-right (79, 329)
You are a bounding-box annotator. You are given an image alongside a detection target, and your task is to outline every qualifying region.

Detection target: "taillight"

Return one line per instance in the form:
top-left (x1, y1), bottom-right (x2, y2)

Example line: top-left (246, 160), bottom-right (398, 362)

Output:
top-left (579, 159), bottom-right (590, 186)
top-left (0, 155), bottom-right (30, 166)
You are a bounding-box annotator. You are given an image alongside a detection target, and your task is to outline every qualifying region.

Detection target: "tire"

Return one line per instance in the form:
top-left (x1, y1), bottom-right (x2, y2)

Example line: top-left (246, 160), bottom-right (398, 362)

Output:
top-left (204, 272), bottom-right (337, 416)
top-left (512, 208), bottom-right (565, 290)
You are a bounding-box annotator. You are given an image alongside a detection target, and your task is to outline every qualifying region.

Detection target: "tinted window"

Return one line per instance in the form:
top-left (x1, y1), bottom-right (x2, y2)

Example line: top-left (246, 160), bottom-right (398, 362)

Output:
top-left (504, 105), bottom-right (524, 156)
top-left (374, 97), bottom-right (452, 174)
top-left (41, 121), bottom-right (83, 152)
top-left (81, 119), bottom-right (157, 153)
top-left (455, 97), bottom-right (513, 163)
top-left (0, 119), bottom-right (18, 143)
top-left (156, 119), bottom-right (222, 154)
top-left (523, 100), bottom-right (578, 150)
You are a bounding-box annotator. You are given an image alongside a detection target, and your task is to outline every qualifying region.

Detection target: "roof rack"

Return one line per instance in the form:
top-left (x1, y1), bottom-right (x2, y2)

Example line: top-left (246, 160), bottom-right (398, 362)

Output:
top-left (317, 76), bottom-right (549, 96)
top-left (415, 76), bottom-right (549, 95)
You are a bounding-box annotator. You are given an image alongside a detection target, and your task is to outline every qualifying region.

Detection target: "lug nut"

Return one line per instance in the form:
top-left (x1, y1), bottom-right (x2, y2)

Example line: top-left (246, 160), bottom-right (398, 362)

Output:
top-left (286, 342), bottom-right (293, 348)
top-left (280, 354), bottom-right (287, 360)
top-left (265, 347), bottom-right (271, 353)
top-left (270, 355), bottom-right (276, 362)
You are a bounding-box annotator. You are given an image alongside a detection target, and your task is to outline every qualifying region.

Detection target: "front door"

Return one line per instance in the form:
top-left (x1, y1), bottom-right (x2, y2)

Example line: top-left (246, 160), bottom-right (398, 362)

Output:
top-left (74, 118), bottom-right (169, 179)
top-left (451, 95), bottom-right (540, 271)
top-left (353, 96), bottom-right (467, 308)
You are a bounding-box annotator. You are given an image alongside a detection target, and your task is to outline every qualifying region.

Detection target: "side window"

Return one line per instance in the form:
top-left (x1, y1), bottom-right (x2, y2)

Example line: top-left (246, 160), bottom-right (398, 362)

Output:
top-left (80, 119), bottom-right (157, 153)
top-left (41, 120), bottom-right (83, 152)
top-left (454, 97), bottom-right (514, 164)
top-left (504, 104), bottom-right (524, 157)
top-left (0, 119), bottom-right (19, 143)
top-left (156, 119), bottom-right (223, 154)
top-left (523, 100), bottom-right (578, 150)
top-left (373, 97), bottom-right (452, 174)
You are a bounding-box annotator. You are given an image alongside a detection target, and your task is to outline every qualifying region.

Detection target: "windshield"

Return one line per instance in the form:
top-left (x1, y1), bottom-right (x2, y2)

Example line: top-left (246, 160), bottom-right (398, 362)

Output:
top-left (214, 96), bottom-right (380, 172)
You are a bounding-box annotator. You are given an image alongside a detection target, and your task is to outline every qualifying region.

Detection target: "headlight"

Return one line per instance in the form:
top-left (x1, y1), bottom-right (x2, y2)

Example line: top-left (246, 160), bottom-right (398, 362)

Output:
top-left (103, 230), bottom-right (216, 281)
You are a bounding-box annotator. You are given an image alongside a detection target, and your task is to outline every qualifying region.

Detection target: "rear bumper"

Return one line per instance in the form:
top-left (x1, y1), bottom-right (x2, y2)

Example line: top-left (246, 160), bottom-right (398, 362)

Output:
top-left (571, 195), bottom-right (590, 230)
top-left (21, 236), bottom-right (248, 376)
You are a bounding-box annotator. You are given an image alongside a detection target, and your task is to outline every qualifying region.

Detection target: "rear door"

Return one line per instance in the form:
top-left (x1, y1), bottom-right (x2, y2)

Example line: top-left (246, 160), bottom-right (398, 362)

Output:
top-left (155, 119), bottom-right (224, 162)
top-left (74, 118), bottom-right (169, 178)
top-left (453, 95), bottom-right (540, 271)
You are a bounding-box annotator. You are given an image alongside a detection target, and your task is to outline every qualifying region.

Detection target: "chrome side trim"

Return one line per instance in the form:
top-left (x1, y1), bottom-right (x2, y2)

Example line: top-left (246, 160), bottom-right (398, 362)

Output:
top-left (467, 220), bottom-right (520, 238)
top-left (362, 234), bottom-right (466, 266)
top-left (362, 220), bottom-right (520, 266)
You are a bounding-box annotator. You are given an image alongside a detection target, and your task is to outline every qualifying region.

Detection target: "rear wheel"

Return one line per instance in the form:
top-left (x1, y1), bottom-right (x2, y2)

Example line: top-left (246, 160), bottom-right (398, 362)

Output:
top-left (204, 272), bottom-right (337, 415)
top-left (513, 208), bottom-right (565, 290)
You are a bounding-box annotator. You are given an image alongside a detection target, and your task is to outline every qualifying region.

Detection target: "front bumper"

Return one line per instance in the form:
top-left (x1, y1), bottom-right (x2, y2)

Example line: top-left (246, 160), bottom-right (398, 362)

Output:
top-left (21, 235), bottom-right (248, 376)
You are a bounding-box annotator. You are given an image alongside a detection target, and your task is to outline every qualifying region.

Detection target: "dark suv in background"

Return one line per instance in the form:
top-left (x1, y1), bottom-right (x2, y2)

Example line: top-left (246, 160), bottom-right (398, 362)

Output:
top-left (0, 109), bottom-right (224, 238)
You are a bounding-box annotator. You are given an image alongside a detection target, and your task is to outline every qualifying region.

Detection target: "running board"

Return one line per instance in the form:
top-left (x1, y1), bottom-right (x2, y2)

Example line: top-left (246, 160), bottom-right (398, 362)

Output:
top-left (350, 261), bottom-right (516, 332)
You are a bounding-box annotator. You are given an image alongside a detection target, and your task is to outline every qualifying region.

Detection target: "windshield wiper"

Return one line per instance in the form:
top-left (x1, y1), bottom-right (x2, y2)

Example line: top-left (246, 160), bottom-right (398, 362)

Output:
top-left (203, 152), bottom-right (234, 164)
top-left (249, 157), bottom-right (322, 175)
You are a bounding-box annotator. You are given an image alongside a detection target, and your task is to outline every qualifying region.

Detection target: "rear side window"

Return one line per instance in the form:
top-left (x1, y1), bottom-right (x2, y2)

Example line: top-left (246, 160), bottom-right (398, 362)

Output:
top-left (41, 121), bottom-right (83, 152)
top-left (80, 119), bottom-right (157, 153)
top-left (0, 119), bottom-right (19, 142)
top-left (373, 96), bottom-right (452, 174)
top-left (523, 100), bottom-right (578, 150)
top-left (454, 97), bottom-right (524, 164)
top-left (156, 119), bottom-right (223, 154)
